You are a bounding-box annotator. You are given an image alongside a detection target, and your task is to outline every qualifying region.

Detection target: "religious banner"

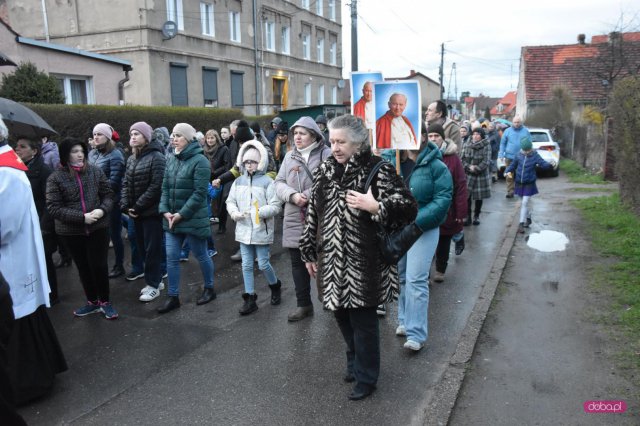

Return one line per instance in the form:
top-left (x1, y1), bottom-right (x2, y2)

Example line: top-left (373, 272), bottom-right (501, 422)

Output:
top-left (372, 81), bottom-right (421, 150)
top-left (350, 71), bottom-right (383, 131)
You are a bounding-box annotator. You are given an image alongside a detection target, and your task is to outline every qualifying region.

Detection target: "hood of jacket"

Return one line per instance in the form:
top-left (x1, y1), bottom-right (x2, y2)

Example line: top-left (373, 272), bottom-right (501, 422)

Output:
top-left (139, 138), bottom-right (165, 158)
top-left (440, 139), bottom-right (459, 156)
top-left (416, 141), bottom-right (443, 166)
top-left (235, 139), bottom-right (269, 173)
top-left (175, 140), bottom-right (203, 161)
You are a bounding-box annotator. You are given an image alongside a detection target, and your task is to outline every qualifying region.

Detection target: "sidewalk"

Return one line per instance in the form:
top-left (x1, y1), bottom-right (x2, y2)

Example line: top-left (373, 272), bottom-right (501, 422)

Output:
top-left (448, 175), bottom-right (638, 425)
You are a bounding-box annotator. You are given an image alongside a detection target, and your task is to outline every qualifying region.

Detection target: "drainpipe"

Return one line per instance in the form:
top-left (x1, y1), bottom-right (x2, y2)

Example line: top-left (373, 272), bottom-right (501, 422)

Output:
top-left (252, 0), bottom-right (260, 116)
top-left (41, 0), bottom-right (50, 42)
top-left (118, 69), bottom-right (130, 106)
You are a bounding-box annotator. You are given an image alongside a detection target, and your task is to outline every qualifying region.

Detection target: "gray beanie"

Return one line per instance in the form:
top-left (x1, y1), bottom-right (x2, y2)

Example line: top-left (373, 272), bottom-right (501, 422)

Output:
top-left (290, 116), bottom-right (323, 142)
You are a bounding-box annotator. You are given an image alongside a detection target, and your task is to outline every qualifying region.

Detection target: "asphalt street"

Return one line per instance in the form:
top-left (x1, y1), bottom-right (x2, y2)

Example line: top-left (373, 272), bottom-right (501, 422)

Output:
top-left (19, 181), bottom-right (516, 426)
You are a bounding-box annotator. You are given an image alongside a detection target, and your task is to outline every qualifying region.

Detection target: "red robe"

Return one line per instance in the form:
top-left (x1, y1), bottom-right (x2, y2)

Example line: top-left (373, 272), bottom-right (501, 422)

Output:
top-left (353, 97), bottom-right (367, 121)
top-left (375, 111), bottom-right (417, 149)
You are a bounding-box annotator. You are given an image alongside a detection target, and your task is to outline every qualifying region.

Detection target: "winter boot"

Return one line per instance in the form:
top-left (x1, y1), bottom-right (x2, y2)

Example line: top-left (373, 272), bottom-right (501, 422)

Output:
top-left (269, 281), bottom-right (282, 305)
top-left (157, 296), bottom-right (180, 314)
top-left (518, 222), bottom-right (526, 234)
top-left (239, 293), bottom-right (258, 315)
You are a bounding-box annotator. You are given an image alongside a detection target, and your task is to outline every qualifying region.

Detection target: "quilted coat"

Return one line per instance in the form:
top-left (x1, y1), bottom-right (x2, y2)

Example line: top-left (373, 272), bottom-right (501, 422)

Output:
top-left (120, 138), bottom-right (166, 217)
top-left (299, 149), bottom-right (417, 311)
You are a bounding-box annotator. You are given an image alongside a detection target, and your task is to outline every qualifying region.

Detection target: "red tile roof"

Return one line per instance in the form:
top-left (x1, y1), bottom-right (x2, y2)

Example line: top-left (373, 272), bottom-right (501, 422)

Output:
top-left (522, 32), bottom-right (640, 103)
top-left (490, 91), bottom-right (516, 116)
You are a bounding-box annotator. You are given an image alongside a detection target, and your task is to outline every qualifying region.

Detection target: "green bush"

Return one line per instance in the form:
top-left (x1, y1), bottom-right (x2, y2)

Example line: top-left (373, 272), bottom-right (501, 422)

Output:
top-left (0, 62), bottom-right (65, 104)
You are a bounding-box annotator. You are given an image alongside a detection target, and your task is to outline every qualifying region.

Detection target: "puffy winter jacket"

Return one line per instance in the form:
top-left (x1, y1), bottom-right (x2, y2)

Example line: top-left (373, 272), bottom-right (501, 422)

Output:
top-left (439, 140), bottom-right (468, 236)
top-left (159, 141), bottom-right (211, 239)
top-left (88, 145), bottom-right (125, 201)
top-left (120, 139), bottom-right (166, 217)
top-left (504, 149), bottom-right (552, 184)
top-left (499, 126), bottom-right (531, 160)
top-left (226, 141), bottom-right (281, 245)
top-left (408, 141), bottom-right (453, 231)
top-left (46, 164), bottom-right (114, 236)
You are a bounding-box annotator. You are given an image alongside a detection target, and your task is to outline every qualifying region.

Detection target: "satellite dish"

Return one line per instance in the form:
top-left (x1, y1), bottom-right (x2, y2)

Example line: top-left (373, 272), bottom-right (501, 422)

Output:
top-left (337, 79), bottom-right (345, 89)
top-left (162, 21), bottom-right (178, 40)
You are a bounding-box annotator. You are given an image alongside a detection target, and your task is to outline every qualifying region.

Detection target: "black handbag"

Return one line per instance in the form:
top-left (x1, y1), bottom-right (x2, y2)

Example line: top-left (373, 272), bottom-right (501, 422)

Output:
top-left (364, 161), bottom-right (423, 264)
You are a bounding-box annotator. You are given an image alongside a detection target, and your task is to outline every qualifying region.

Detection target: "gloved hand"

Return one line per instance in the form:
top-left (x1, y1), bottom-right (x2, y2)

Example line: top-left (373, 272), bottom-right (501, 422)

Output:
top-left (231, 211), bottom-right (247, 221)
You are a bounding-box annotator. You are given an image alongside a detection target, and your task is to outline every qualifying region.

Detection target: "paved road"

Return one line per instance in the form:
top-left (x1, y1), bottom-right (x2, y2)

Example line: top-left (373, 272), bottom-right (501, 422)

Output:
top-left (19, 181), bottom-right (515, 425)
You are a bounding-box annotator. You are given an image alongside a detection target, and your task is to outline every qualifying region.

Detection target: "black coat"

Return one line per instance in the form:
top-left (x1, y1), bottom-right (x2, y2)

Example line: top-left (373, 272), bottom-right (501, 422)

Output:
top-left (120, 139), bottom-right (166, 217)
top-left (25, 154), bottom-right (54, 233)
top-left (207, 144), bottom-right (232, 179)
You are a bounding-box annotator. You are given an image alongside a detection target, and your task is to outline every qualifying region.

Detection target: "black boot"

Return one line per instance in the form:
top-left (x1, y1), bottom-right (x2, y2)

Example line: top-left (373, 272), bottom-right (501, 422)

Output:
top-left (269, 281), bottom-right (282, 305)
top-left (157, 296), bottom-right (180, 314)
top-left (455, 236), bottom-right (465, 255)
top-left (239, 293), bottom-right (258, 315)
top-left (196, 288), bottom-right (216, 305)
top-left (463, 215), bottom-right (472, 226)
top-left (287, 305), bottom-right (314, 322)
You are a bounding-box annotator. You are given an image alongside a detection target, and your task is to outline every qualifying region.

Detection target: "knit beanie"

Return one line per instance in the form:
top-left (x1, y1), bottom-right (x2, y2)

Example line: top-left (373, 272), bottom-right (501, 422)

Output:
top-left (291, 116), bottom-right (323, 141)
top-left (172, 123), bottom-right (196, 142)
top-left (130, 121), bottom-right (153, 142)
top-left (472, 127), bottom-right (486, 138)
top-left (153, 127), bottom-right (171, 149)
top-left (426, 123), bottom-right (445, 139)
top-left (276, 120), bottom-right (289, 135)
top-left (93, 123), bottom-right (113, 140)
top-left (59, 138), bottom-right (89, 167)
top-left (242, 146), bottom-right (261, 163)
top-left (235, 120), bottom-right (254, 144)
top-left (520, 136), bottom-right (533, 151)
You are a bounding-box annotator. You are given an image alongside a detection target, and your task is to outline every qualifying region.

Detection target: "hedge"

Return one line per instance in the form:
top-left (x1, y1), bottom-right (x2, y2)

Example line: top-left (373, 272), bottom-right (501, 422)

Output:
top-left (26, 103), bottom-right (275, 140)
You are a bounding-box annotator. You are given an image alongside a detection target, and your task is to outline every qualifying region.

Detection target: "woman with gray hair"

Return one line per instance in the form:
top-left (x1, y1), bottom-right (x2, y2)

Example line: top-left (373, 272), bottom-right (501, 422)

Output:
top-left (299, 114), bottom-right (417, 401)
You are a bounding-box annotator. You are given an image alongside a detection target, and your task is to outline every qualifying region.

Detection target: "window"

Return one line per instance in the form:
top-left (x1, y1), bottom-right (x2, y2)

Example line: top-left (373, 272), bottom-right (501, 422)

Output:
top-left (316, 0), bottom-right (323, 16)
top-left (170, 63), bottom-right (188, 106)
top-left (167, 0), bottom-right (184, 31)
top-left (329, 0), bottom-right (336, 21)
top-left (200, 2), bottom-right (214, 36)
top-left (229, 11), bottom-right (241, 42)
top-left (265, 21), bottom-right (275, 51)
top-left (202, 67), bottom-right (218, 107)
top-left (55, 75), bottom-right (94, 104)
top-left (230, 71), bottom-right (244, 107)
top-left (281, 26), bottom-right (290, 54)
top-left (304, 83), bottom-right (311, 105)
top-left (330, 41), bottom-right (337, 65)
top-left (301, 0), bottom-right (310, 10)
top-left (302, 33), bottom-right (310, 60)
top-left (317, 37), bottom-right (324, 63)
top-left (331, 86), bottom-right (337, 104)
top-left (318, 84), bottom-right (325, 104)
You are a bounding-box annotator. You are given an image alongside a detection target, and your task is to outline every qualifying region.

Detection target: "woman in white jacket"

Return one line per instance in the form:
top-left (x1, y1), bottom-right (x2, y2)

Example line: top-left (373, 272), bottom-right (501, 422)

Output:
top-left (226, 140), bottom-right (282, 315)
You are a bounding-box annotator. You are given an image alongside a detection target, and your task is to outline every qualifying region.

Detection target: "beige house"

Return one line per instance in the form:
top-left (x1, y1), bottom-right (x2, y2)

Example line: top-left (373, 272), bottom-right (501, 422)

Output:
top-left (3, 0), bottom-right (344, 115)
top-left (0, 19), bottom-right (131, 105)
top-left (386, 70), bottom-right (440, 112)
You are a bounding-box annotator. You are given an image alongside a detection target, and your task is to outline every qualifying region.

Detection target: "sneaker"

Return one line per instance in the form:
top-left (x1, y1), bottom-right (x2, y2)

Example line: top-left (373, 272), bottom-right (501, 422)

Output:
top-left (432, 271), bottom-right (445, 283)
top-left (126, 271), bottom-right (144, 281)
top-left (395, 325), bottom-right (406, 336)
top-left (376, 304), bottom-right (386, 316)
top-left (100, 302), bottom-right (119, 320)
top-left (179, 251), bottom-right (189, 262)
top-left (403, 340), bottom-right (424, 351)
top-left (140, 282), bottom-right (165, 295)
top-left (73, 301), bottom-right (102, 317)
top-left (230, 249), bottom-right (242, 261)
top-left (140, 286), bottom-right (161, 302)
top-left (208, 249), bottom-right (218, 257)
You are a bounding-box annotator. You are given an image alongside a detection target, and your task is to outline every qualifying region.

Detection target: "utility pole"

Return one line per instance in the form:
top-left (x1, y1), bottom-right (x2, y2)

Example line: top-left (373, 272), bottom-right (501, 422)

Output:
top-left (439, 42), bottom-right (445, 101)
top-left (350, 0), bottom-right (358, 71)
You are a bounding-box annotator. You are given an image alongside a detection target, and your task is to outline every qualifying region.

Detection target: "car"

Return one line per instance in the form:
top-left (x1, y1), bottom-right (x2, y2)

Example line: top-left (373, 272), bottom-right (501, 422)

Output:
top-left (529, 128), bottom-right (560, 177)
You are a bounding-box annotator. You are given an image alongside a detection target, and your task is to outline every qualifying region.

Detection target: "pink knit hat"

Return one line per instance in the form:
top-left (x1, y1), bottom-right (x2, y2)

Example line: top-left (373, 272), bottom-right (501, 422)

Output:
top-left (93, 123), bottom-right (113, 140)
top-left (130, 121), bottom-right (153, 142)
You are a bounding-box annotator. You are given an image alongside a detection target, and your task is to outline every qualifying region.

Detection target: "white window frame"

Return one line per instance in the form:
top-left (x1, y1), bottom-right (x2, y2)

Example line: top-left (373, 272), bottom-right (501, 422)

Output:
top-left (54, 75), bottom-right (95, 105)
top-left (330, 41), bottom-right (337, 65)
top-left (229, 11), bottom-right (241, 42)
top-left (200, 2), bottom-right (215, 37)
top-left (167, 0), bottom-right (184, 31)
top-left (302, 33), bottom-right (310, 60)
top-left (329, 0), bottom-right (336, 21)
top-left (318, 84), bottom-right (325, 104)
top-left (304, 83), bottom-right (311, 105)
top-left (281, 26), bottom-right (290, 55)
top-left (331, 85), bottom-right (337, 104)
top-left (301, 0), bottom-right (310, 10)
top-left (265, 21), bottom-right (275, 51)
top-left (317, 37), bottom-right (324, 63)
top-left (316, 0), bottom-right (323, 16)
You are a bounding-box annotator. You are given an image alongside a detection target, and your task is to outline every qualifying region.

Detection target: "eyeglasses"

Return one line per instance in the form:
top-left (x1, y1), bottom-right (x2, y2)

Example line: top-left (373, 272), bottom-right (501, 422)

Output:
top-left (243, 160), bottom-right (258, 165)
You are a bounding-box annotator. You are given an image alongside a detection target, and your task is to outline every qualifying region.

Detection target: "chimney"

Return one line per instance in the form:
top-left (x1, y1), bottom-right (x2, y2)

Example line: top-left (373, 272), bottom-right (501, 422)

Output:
top-left (577, 34), bottom-right (586, 44)
top-left (410, 70), bottom-right (416, 76)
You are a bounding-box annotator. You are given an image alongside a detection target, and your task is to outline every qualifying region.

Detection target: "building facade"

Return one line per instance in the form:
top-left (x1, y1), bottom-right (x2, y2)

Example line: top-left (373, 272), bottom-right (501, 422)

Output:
top-left (5, 0), bottom-right (344, 114)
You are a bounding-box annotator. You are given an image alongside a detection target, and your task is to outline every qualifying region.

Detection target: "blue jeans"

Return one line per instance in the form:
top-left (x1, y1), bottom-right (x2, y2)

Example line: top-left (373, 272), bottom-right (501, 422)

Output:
top-left (181, 236), bottom-right (215, 256)
top-left (397, 227), bottom-right (440, 344)
top-left (165, 232), bottom-right (214, 297)
top-left (240, 243), bottom-right (278, 294)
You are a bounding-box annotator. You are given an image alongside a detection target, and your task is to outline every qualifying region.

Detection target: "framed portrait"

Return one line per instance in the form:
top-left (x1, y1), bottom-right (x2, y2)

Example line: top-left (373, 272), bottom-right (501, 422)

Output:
top-left (350, 71), bottom-right (383, 130)
top-left (372, 81), bottom-right (421, 150)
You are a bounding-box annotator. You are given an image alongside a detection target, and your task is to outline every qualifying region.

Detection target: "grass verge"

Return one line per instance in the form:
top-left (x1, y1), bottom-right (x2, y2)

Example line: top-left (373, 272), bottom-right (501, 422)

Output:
top-left (570, 187), bottom-right (615, 193)
top-left (572, 193), bottom-right (640, 374)
top-left (560, 158), bottom-right (607, 184)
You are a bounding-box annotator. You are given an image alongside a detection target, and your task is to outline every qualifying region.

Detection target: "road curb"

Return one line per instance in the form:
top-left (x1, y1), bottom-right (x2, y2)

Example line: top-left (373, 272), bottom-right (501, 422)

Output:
top-left (423, 205), bottom-right (521, 426)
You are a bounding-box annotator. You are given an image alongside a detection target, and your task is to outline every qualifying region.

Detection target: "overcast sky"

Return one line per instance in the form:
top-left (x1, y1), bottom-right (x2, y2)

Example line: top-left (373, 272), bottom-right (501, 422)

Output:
top-left (340, 0), bottom-right (639, 100)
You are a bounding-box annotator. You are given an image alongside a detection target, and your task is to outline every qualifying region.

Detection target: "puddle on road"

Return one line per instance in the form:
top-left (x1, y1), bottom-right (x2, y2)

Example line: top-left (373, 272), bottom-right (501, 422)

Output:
top-left (526, 230), bottom-right (569, 252)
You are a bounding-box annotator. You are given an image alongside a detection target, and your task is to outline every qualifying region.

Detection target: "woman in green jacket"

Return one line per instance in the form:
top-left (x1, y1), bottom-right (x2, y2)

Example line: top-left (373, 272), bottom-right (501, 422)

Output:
top-left (157, 123), bottom-right (216, 314)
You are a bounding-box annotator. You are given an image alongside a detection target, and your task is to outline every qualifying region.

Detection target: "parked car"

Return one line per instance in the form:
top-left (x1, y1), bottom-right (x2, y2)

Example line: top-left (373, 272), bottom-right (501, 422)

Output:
top-left (496, 128), bottom-right (560, 178)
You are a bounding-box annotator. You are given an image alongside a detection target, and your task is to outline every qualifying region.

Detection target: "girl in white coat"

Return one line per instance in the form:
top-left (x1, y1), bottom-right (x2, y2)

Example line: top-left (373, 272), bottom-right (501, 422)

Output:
top-left (226, 140), bottom-right (282, 315)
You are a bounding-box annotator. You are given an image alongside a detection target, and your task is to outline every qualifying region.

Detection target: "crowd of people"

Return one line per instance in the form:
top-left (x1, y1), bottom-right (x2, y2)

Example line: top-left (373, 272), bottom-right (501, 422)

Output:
top-left (0, 105), bottom-right (550, 415)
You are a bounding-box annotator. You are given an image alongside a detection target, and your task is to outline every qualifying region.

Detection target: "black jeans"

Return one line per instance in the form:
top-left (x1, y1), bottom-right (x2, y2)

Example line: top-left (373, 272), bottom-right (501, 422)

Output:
top-left (42, 233), bottom-right (58, 300)
top-left (134, 216), bottom-right (164, 289)
top-left (467, 197), bottom-right (483, 218)
top-left (62, 227), bottom-right (111, 302)
top-left (289, 248), bottom-right (312, 307)
top-left (218, 194), bottom-right (229, 230)
top-left (435, 233), bottom-right (453, 273)
top-left (108, 208), bottom-right (124, 267)
top-left (334, 307), bottom-right (380, 387)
